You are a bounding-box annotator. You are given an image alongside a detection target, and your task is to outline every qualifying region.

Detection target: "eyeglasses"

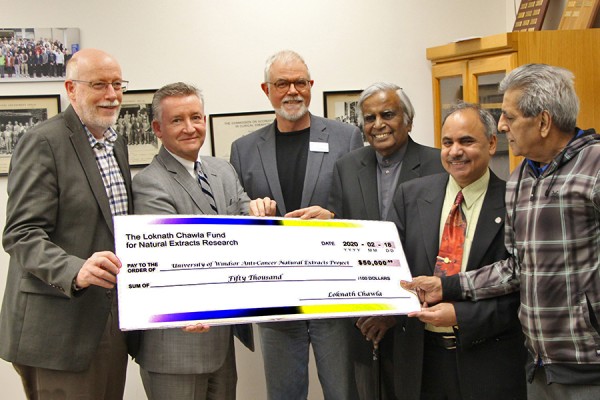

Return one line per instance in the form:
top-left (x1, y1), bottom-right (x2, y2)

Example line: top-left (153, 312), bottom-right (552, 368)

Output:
top-left (266, 79), bottom-right (311, 93)
top-left (71, 80), bottom-right (129, 92)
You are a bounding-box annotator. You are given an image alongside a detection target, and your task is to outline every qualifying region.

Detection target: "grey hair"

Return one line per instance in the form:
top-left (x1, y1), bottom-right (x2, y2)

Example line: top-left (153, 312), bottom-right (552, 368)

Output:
top-left (499, 63), bottom-right (579, 133)
top-left (442, 101), bottom-right (497, 139)
top-left (152, 82), bottom-right (204, 122)
top-left (263, 50), bottom-right (311, 82)
top-left (357, 82), bottom-right (415, 128)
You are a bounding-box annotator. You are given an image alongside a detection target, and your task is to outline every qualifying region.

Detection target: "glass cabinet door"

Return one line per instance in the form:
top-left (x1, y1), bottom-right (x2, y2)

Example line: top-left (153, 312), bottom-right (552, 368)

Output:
top-left (431, 54), bottom-right (522, 179)
top-left (468, 54), bottom-right (519, 180)
top-left (431, 61), bottom-right (467, 148)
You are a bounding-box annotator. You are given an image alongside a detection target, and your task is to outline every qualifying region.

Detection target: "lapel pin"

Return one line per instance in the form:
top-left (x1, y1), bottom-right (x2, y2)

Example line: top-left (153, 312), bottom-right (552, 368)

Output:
top-left (495, 217), bottom-right (502, 224)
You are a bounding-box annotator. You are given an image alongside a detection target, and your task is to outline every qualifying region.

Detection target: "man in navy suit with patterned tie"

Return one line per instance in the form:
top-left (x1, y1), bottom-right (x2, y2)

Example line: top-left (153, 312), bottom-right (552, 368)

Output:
top-left (388, 102), bottom-right (526, 400)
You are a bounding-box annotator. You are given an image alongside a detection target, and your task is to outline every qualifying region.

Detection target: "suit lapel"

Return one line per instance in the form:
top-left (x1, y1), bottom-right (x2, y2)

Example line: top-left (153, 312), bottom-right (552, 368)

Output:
top-left (113, 135), bottom-right (133, 212)
top-left (202, 157), bottom-right (227, 213)
top-left (357, 148), bottom-right (381, 220)
top-left (466, 172), bottom-right (505, 271)
top-left (398, 138), bottom-right (422, 184)
top-left (65, 106), bottom-right (116, 234)
top-left (158, 147), bottom-right (216, 215)
top-left (257, 126), bottom-right (286, 214)
top-left (301, 115), bottom-right (326, 208)
top-left (418, 174), bottom-right (448, 274)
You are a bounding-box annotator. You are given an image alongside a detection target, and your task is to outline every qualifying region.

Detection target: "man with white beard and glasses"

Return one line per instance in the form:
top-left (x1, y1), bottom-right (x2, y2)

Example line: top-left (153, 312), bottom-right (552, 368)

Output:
top-left (230, 50), bottom-right (363, 400)
top-left (1, 48), bottom-right (135, 399)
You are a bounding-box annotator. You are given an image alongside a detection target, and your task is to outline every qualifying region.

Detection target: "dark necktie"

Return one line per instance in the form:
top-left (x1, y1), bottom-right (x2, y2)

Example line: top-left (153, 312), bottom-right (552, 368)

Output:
top-left (194, 161), bottom-right (218, 213)
top-left (434, 191), bottom-right (466, 277)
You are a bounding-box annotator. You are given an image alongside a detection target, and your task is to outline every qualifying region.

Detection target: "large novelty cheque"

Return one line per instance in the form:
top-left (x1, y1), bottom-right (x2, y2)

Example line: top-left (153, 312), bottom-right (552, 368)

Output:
top-left (115, 215), bottom-right (419, 330)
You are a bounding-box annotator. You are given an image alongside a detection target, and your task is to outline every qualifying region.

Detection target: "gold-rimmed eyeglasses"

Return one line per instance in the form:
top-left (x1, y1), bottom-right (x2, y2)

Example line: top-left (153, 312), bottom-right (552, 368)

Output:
top-left (71, 80), bottom-right (129, 92)
top-left (265, 79), bottom-right (311, 93)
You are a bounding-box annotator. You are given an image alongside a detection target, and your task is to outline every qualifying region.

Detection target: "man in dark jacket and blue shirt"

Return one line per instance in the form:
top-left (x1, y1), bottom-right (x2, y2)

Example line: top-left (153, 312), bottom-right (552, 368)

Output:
top-left (403, 63), bottom-right (600, 400)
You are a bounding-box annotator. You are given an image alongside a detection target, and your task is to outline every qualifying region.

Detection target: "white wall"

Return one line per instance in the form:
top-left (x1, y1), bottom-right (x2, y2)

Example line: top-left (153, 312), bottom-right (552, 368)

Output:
top-left (0, 0), bottom-right (515, 398)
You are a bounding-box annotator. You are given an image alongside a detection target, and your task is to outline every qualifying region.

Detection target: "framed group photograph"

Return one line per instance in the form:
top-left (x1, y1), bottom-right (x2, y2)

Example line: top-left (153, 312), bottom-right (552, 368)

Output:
top-left (0, 27), bottom-right (80, 83)
top-left (114, 89), bottom-right (158, 167)
top-left (0, 94), bottom-right (61, 175)
top-left (209, 111), bottom-right (275, 160)
top-left (323, 90), bottom-right (362, 129)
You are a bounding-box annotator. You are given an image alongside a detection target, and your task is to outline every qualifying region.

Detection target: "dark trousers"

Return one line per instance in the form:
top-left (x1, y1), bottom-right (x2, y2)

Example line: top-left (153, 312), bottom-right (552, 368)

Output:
top-left (13, 300), bottom-right (128, 400)
top-left (420, 332), bottom-right (462, 400)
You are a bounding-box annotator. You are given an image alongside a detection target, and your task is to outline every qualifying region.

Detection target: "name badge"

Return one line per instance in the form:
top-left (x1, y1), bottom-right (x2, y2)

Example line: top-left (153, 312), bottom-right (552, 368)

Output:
top-left (310, 142), bottom-right (329, 153)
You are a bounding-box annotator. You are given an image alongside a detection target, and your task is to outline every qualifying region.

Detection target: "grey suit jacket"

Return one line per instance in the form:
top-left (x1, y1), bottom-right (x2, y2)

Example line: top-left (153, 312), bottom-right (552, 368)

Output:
top-left (0, 105), bottom-right (133, 371)
top-left (132, 146), bottom-right (253, 374)
top-left (230, 114), bottom-right (363, 215)
top-left (390, 172), bottom-right (526, 400)
top-left (328, 137), bottom-right (444, 220)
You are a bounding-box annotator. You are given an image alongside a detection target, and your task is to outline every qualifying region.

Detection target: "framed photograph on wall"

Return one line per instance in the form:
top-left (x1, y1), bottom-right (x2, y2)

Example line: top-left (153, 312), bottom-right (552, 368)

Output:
top-left (0, 94), bottom-right (61, 175)
top-left (0, 27), bottom-right (80, 83)
top-left (209, 111), bottom-right (275, 160)
top-left (323, 90), bottom-right (362, 129)
top-left (115, 89), bottom-right (158, 167)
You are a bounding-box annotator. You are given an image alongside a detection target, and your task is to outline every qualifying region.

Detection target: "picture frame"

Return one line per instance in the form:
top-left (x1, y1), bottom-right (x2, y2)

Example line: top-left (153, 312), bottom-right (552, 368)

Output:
top-left (209, 111), bottom-right (275, 160)
top-left (512, 0), bottom-right (550, 31)
top-left (0, 94), bottom-right (61, 175)
top-left (323, 90), bottom-right (363, 129)
top-left (114, 89), bottom-right (158, 167)
top-left (0, 27), bottom-right (80, 83)
top-left (559, 0), bottom-right (600, 30)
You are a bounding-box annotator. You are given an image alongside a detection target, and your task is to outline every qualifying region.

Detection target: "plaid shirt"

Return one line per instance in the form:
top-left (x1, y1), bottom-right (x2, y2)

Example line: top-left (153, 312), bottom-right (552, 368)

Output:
top-left (84, 126), bottom-right (129, 216)
top-left (447, 129), bottom-right (600, 383)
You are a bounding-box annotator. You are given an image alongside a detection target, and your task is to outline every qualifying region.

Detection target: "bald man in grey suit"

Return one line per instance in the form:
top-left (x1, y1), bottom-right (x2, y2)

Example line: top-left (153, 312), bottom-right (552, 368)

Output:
top-left (133, 82), bottom-right (275, 400)
top-left (1, 49), bottom-right (133, 399)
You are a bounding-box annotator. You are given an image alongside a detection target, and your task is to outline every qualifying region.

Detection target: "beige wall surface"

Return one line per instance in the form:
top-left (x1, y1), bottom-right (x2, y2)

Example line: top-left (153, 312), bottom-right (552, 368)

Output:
top-left (0, 0), bottom-right (540, 398)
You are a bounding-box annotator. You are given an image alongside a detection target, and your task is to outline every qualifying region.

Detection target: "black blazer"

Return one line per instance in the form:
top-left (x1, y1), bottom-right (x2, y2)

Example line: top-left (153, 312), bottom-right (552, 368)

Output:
top-left (390, 171), bottom-right (526, 400)
top-left (327, 138), bottom-right (443, 372)
top-left (328, 137), bottom-right (444, 220)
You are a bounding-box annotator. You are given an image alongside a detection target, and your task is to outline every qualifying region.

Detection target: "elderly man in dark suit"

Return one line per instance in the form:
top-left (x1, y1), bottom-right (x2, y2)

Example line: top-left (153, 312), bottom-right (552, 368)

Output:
top-left (133, 82), bottom-right (276, 400)
top-left (328, 82), bottom-right (444, 400)
top-left (1, 48), bottom-right (133, 399)
top-left (389, 102), bottom-right (526, 400)
top-left (230, 50), bottom-right (363, 400)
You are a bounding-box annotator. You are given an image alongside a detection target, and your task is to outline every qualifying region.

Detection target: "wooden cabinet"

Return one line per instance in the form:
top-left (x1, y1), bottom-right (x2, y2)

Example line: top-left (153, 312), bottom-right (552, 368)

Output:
top-left (427, 29), bottom-right (600, 178)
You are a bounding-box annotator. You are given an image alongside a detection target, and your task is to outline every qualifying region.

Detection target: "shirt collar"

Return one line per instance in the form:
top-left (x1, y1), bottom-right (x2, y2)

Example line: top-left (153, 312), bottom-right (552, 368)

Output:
top-left (83, 124), bottom-right (118, 149)
top-left (374, 141), bottom-right (408, 167)
top-left (447, 169), bottom-right (490, 209)
top-left (164, 147), bottom-right (200, 178)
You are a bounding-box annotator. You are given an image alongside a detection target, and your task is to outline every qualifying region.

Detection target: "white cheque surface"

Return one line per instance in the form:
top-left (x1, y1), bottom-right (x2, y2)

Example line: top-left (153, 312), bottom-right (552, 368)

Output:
top-left (115, 215), bottom-right (419, 330)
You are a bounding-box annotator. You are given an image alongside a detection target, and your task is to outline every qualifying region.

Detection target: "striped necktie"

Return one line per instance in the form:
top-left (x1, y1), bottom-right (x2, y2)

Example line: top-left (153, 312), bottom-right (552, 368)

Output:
top-left (194, 161), bottom-right (218, 213)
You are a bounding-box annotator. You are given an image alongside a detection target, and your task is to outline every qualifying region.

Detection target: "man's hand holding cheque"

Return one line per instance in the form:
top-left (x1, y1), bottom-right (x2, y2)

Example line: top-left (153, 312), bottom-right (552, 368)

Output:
top-left (400, 276), bottom-right (443, 305)
top-left (400, 276), bottom-right (459, 327)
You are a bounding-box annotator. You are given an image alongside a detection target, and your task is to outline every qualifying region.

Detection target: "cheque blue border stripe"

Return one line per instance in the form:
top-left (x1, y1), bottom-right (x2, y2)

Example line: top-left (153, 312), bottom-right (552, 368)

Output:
top-left (149, 216), bottom-right (361, 228)
top-left (151, 217), bottom-right (278, 226)
top-left (150, 303), bottom-right (396, 323)
top-left (150, 306), bottom-right (299, 323)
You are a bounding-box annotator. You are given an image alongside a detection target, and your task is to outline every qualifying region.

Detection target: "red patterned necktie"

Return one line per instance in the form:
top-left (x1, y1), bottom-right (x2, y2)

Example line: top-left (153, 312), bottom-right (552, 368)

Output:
top-left (434, 191), bottom-right (466, 277)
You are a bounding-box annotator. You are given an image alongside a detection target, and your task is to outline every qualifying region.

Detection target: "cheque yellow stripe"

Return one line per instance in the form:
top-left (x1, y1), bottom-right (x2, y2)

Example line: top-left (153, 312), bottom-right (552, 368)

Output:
top-left (299, 304), bottom-right (395, 314)
top-left (280, 220), bottom-right (361, 228)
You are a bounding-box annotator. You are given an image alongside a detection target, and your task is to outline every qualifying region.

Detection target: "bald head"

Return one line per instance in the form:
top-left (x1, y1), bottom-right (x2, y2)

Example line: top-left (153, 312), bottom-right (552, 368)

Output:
top-left (65, 49), bottom-right (124, 138)
top-left (66, 48), bottom-right (121, 81)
